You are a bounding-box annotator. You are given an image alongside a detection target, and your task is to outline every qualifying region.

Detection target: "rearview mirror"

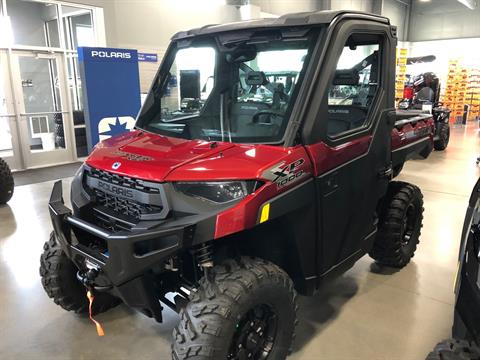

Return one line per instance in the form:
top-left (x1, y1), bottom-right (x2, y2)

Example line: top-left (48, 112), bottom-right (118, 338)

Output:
top-left (226, 46), bottom-right (257, 63)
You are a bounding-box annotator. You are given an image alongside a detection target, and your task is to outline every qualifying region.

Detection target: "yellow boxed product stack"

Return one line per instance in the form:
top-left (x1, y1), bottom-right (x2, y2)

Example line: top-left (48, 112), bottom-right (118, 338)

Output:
top-left (466, 68), bottom-right (480, 120)
top-left (442, 59), bottom-right (467, 122)
top-left (395, 48), bottom-right (408, 102)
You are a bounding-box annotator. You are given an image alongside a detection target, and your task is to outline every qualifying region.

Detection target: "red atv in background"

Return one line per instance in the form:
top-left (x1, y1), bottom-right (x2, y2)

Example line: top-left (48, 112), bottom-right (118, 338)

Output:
top-left (41, 11), bottom-right (434, 359)
top-left (398, 55), bottom-right (451, 151)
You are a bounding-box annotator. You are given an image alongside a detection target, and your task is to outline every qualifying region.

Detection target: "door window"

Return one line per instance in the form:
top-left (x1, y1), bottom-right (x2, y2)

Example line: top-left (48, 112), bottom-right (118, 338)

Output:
top-left (6, 0), bottom-right (61, 48)
top-left (0, 53), bottom-right (14, 158)
top-left (61, 5), bottom-right (95, 50)
top-left (18, 55), bottom-right (65, 153)
top-left (327, 34), bottom-right (381, 137)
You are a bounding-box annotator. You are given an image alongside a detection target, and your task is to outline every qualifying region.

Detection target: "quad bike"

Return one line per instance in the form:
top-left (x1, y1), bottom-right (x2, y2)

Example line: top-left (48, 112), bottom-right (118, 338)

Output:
top-left (40, 11), bottom-right (434, 359)
top-left (427, 178), bottom-right (480, 359)
top-left (398, 56), bottom-right (451, 151)
top-left (0, 157), bottom-right (14, 204)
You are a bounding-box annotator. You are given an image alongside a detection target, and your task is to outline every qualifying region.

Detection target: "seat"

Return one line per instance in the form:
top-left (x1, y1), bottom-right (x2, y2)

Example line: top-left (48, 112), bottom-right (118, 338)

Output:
top-left (416, 87), bottom-right (434, 103)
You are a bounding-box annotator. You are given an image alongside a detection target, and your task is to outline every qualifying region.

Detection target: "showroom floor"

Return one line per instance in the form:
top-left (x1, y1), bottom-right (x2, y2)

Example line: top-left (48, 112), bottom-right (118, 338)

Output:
top-left (1, 124), bottom-right (479, 360)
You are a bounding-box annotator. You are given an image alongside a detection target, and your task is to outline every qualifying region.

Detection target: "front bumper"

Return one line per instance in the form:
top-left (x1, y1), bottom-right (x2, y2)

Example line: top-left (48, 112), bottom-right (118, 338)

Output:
top-left (49, 180), bottom-right (215, 321)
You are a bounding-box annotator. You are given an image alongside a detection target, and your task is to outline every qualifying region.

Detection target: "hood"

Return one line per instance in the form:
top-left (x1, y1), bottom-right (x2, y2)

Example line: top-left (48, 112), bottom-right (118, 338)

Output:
top-left (85, 130), bottom-right (294, 182)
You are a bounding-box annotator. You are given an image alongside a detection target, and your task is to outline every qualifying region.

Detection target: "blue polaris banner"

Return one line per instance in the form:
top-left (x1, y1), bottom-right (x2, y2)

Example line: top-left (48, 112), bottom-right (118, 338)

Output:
top-left (78, 47), bottom-right (141, 152)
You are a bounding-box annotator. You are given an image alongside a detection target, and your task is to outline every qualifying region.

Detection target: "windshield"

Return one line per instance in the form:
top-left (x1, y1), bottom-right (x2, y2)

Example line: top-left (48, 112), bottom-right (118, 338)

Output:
top-left (136, 28), bottom-right (319, 144)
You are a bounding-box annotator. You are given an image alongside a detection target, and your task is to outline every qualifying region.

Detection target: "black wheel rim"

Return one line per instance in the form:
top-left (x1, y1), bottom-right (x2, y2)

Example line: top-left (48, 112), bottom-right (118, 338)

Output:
top-left (228, 304), bottom-right (278, 360)
top-left (401, 203), bottom-right (417, 248)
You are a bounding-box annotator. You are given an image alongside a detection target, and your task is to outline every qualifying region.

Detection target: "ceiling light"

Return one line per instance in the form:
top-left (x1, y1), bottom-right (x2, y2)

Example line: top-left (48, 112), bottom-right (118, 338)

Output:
top-left (457, 0), bottom-right (477, 9)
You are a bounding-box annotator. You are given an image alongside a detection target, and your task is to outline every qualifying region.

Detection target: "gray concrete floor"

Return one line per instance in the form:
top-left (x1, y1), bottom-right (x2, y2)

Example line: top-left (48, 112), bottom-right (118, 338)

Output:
top-left (1, 124), bottom-right (479, 360)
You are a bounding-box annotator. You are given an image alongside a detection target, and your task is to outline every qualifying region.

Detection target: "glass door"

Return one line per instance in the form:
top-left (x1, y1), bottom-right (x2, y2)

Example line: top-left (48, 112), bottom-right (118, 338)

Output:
top-left (10, 51), bottom-right (74, 168)
top-left (0, 50), bottom-right (21, 170)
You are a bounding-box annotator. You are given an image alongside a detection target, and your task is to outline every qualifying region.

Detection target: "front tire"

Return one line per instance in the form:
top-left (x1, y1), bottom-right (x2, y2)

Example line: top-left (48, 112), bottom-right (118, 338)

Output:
top-left (172, 257), bottom-right (297, 360)
top-left (39, 232), bottom-right (120, 314)
top-left (434, 123), bottom-right (450, 151)
top-left (426, 339), bottom-right (480, 360)
top-left (370, 181), bottom-right (424, 268)
top-left (0, 157), bottom-right (14, 204)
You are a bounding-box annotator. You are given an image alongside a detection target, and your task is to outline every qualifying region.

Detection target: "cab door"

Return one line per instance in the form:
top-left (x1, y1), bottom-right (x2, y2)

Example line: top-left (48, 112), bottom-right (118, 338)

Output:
top-left (302, 21), bottom-right (397, 276)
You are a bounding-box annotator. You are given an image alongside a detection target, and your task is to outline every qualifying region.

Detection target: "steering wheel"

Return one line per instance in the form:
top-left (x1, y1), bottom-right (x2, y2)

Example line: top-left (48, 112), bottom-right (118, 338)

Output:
top-left (251, 110), bottom-right (284, 124)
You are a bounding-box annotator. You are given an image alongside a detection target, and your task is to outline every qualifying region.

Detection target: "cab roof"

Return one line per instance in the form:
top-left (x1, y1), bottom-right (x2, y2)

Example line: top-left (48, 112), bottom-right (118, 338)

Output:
top-left (172, 10), bottom-right (390, 40)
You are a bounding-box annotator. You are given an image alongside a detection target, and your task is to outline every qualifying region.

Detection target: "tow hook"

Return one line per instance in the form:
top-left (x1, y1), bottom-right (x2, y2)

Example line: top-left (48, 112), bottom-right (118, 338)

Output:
top-left (77, 268), bottom-right (99, 288)
top-left (75, 267), bottom-right (106, 336)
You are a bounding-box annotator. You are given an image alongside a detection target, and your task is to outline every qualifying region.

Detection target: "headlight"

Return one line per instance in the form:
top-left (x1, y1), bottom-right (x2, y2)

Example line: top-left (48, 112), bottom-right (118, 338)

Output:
top-left (174, 181), bottom-right (260, 204)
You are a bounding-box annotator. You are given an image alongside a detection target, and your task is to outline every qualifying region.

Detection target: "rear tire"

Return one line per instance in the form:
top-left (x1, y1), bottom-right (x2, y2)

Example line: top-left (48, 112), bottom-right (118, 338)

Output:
top-left (426, 339), bottom-right (480, 360)
top-left (0, 157), bottom-right (14, 204)
top-left (370, 181), bottom-right (424, 268)
top-left (39, 231), bottom-right (120, 314)
top-left (172, 257), bottom-right (297, 359)
top-left (434, 123), bottom-right (450, 151)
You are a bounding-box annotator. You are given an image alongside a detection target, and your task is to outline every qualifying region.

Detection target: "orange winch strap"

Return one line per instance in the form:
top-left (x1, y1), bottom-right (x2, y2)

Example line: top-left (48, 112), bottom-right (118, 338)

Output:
top-left (86, 290), bottom-right (105, 337)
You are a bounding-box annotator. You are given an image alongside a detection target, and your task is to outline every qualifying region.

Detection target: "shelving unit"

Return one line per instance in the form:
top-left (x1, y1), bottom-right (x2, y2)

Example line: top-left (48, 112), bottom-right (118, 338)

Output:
top-left (466, 68), bottom-right (480, 120)
top-left (442, 60), bottom-right (467, 123)
top-left (442, 61), bottom-right (480, 122)
top-left (395, 48), bottom-right (408, 102)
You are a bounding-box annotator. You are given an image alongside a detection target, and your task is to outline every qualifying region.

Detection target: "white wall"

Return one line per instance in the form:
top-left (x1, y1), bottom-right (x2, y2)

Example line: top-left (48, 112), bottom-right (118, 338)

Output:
top-left (250, 0), bottom-right (377, 15)
top-left (382, 0), bottom-right (410, 41)
top-left (329, 0), bottom-right (375, 12)
top-left (67, 0), bottom-right (243, 92)
top-left (111, 1), bottom-right (241, 49)
top-left (409, 0), bottom-right (480, 41)
top-left (250, 0), bottom-right (325, 14)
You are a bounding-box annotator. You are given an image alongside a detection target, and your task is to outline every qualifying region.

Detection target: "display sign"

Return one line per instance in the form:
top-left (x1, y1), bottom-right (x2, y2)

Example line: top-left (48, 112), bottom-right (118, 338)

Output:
top-left (138, 53), bottom-right (158, 62)
top-left (78, 47), bottom-right (141, 152)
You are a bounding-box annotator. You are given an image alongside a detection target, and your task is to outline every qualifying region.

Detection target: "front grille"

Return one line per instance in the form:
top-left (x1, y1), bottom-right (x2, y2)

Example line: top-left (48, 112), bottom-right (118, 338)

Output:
top-left (83, 166), bottom-right (168, 228)
top-left (93, 188), bottom-right (162, 219)
top-left (88, 167), bottom-right (160, 194)
top-left (92, 208), bottom-right (134, 233)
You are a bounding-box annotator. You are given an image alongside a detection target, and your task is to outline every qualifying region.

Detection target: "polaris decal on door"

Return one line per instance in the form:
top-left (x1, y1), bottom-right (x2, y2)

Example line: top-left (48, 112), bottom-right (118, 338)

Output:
top-left (264, 159), bottom-right (305, 188)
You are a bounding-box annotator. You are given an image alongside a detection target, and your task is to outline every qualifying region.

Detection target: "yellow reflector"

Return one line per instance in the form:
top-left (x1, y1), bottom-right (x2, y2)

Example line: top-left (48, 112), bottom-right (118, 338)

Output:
top-left (260, 203), bottom-right (270, 223)
top-left (453, 261), bottom-right (461, 293)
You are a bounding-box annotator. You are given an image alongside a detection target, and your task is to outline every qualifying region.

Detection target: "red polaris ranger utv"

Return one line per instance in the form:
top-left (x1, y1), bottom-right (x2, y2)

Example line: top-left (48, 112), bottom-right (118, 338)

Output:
top-left (41, 11), bottom-right (434, 359)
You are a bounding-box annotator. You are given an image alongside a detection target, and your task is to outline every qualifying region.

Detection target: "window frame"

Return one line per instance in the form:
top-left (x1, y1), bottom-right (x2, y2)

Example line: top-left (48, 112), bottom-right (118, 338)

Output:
top-left (325, 31), bottom-right (385, 142)
top-left (139, 24), bottom-right (327, 147)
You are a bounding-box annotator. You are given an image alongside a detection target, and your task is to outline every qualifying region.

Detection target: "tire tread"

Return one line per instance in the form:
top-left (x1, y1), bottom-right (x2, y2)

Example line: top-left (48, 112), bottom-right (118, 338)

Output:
top-left (370, 181), bottom-right (424, 268)
top-left (172, 257), bottom-right (297, 359)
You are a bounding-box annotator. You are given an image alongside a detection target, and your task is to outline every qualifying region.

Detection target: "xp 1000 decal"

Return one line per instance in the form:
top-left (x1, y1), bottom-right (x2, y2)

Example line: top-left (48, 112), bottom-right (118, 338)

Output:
top-left (265, 159), bottom-right (306, 188)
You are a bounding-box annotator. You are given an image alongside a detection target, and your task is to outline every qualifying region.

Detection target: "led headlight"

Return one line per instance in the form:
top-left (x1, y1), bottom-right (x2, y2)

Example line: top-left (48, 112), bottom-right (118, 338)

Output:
top-left (174, 181), bottom-right (259, 204)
